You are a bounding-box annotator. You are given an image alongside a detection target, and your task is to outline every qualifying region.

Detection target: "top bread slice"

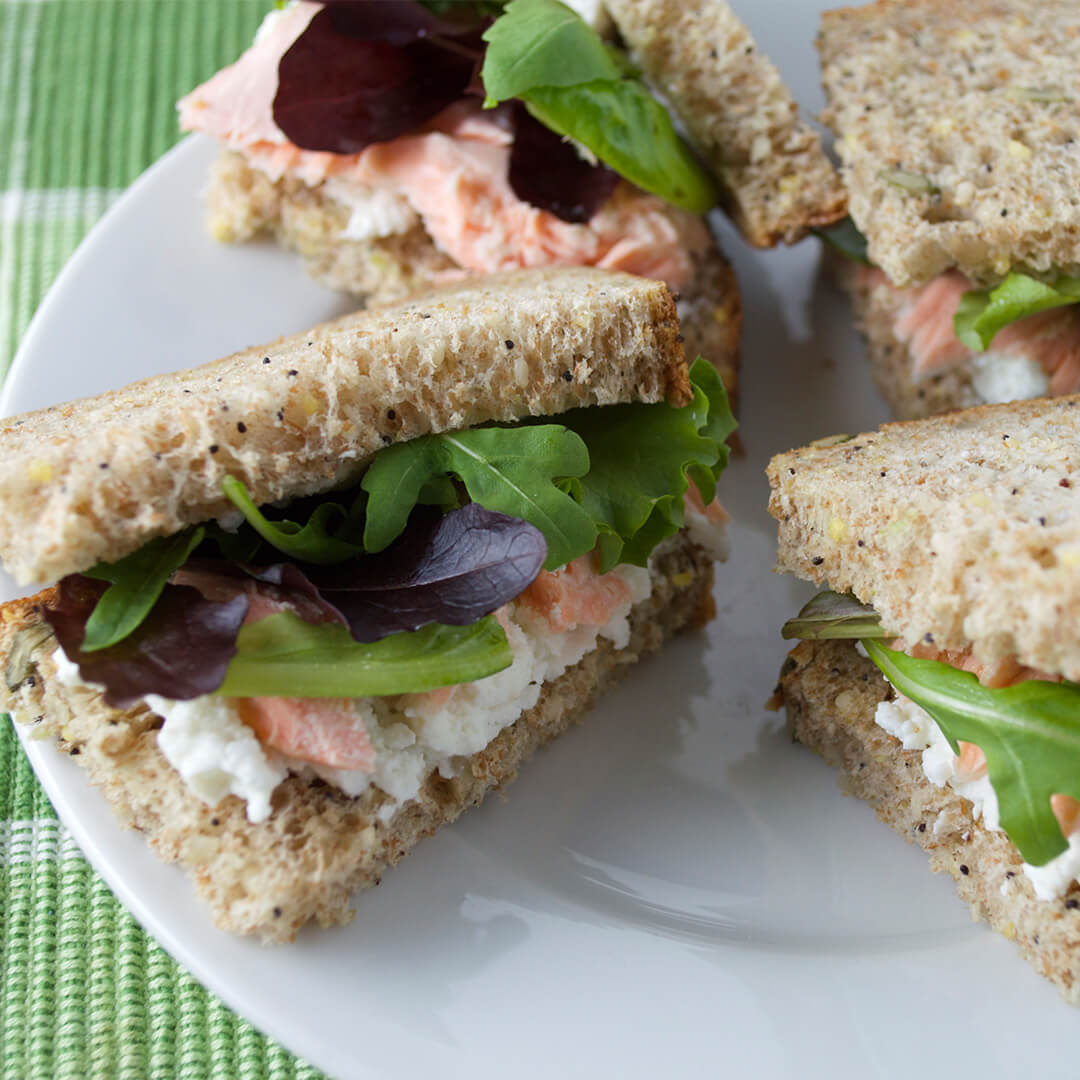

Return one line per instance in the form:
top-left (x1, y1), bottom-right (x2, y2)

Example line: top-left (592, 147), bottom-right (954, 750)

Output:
top-left (818, 0), bottom-right (1080, 288)
top-left (0, 268), bottom-right (687, 586)
top-left (605, 0), bottom-right (846, 247)
top-left (767, 395), bottom-right (1080, 680)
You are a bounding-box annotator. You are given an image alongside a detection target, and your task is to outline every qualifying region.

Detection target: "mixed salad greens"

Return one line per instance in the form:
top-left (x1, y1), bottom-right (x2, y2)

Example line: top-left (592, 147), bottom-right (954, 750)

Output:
top-left (783, 590), bottom-right (1080, 867)
top-left (48, 359), bottom-right (734, 708)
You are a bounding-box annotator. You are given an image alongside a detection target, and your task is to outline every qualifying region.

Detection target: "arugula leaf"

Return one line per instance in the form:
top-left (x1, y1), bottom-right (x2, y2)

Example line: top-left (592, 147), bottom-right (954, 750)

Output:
top-left (217, 611), bottom-right (512, 698)
top-left (81, 528), bottom-right (206, 652)
top-left (781, 590), bottom-right (886, 641)
top-left (863, 640), bottom-right (1080, 867)
top-left (954, 272), bottom-right (1080, 351)
top-left (222, 475), bottom-right (366, 565)
top-left (481, 0), bottom-right (717, 213)
top-left (560, 357), bottom-right (734, 571)
top-left (361, 425), bottom-right (595, 570)
top-left (480, 0), bottom-right (620, 105)
top-left (814, 217), bottom-right (871, 265)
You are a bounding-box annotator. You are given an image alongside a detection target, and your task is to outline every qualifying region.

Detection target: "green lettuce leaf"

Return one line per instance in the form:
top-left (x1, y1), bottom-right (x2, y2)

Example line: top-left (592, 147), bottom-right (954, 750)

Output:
top-left (217, 611), bottom-right (512, 698)
top-left (361, 425), bottom-right (595, 570)
top-left (481, 0), bottom-right (717, 213)
top-left (561, 357), bottom-right (734, 571)
top-left (954, 271), bottom-right (1080, 351)
top-left (480, 0), bottom-right (620, 104)
top-left (780, 590), bottom-right (886, 640)
top-left (81, 528), bottom-right (206, 652)
top-left (862, 639), bottom-right (1080, 867)
top-left (814, 217), bottom-right (871, 265)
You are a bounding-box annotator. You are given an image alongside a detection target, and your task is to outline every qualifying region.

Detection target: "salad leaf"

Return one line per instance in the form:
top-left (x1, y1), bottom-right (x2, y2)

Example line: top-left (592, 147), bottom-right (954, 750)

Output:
top-left (814, 217), bottom-right (871, 265)
top-left (954, 271), bottom-right (1080, 351)
top-left (222, 475), bottom-right (366, 565)
top-left (480, 0), bottom-right (620, 105)
top-left (81, 528), bottom-right (206, 652)
top-left (45, 576), bottom-right (249, 709)
top-left (560, 358), bottom-right (734, 571)
top-left (781, 590), bottom-right (886, 641)
top-left (305, 504), bottom-right (546, 641)
top-left (863, 639), bottom-right (1080, 867)
top-left (361, 425), bottom-right (595, 570)
top-left (217, 612), bottom-right (512, 698)
top-left (481, 0), bottom-right (717, 213)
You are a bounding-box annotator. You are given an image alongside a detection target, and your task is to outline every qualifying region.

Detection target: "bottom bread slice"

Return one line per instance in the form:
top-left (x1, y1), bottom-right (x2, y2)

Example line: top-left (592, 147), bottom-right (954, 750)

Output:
top-left (778, 638), bottom-right (1080, 1004)
top-left (205, 151), bottom-right (742, 407)
top-left (1, 535), bottom-right (713, 942)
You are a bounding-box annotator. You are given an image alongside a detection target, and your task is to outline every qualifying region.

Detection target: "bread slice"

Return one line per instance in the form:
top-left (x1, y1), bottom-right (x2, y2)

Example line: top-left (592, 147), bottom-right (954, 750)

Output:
top-left (0, 268), bottom-right (689, 586)
top-left (835, 257), bottom-right (979, 420)
top-left (1, 532), bottom-right (713, 942)
top-left (205, 151), bottom-right (742, 405)
top-left (818, 0), bottom-right (1080, 288)
top-left (767, 395), bottom-right (1080, 679)
top-left (778, 637), bottom-right (1080, 1005)
top-left (604, 0), bottom-right (845, 247)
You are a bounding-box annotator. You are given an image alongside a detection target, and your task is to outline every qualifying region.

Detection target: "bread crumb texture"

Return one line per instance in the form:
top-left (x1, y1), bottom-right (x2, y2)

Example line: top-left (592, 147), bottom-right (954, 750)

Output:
top-left (779, 639), bottom-right (1080, 1005)
top-left (0, 267), bottom-right (687, 585)
top-left (768, 394), bottom-right (1080, 679)
top-left (819, 0), bottom-right (1080, 287)
top-left (0, 537), bottom-right (713, 942)
top-left (605, 0), bottom-right (845, 247)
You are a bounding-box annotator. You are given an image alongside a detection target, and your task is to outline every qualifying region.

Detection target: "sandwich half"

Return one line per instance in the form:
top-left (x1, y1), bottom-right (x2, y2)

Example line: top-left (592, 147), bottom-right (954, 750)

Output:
top-left (816, 0), bottom-right (1080, 419)
top-left (0, 267), bottom-right (734, 942)
top-left (768, 396), bottom-right (1080, 1003)
top-left (177, 0), bottom-right (845, 402)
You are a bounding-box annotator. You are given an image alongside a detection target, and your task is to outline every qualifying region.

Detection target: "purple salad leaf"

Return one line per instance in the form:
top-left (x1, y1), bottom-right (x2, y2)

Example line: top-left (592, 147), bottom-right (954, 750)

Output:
top-left (305, 503), bottom-right (546, 642)
top-left (508, 103), bottom-right (617, 222)
top-left (273, 3), bottom-right (484, 154)
top-left (45, 576), bottom-right (249, 708)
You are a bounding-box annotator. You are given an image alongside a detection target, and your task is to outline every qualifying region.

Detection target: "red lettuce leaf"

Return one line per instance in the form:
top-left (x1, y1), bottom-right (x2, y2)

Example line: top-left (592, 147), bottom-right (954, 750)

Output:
top-left (508, 103), bottom-right (618, 222)
top-left (273, 3), bottom-right (484, 154)
top-left (304, 503), bottom-right (546, 642)
top-left (45, 576), bottom-right (249, 708)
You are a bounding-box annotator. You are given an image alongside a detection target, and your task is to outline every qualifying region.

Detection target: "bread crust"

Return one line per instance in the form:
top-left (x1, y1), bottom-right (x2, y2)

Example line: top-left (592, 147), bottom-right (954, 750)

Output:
top-left (1, 535), bottom-right (713, 942)
top-left (818, 0), bottom-right (1080, 287)
top-left (768, 394), bottom-right (1080, 679)
top-left (604, 0), bottom-right (845, 247)
top-left (0, 268), bottom-right (688, 585)
top-left (779, 638), bottom-right (1080, 1005)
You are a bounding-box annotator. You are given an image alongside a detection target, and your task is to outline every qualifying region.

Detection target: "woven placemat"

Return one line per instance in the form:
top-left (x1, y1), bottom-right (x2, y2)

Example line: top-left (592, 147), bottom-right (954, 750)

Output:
top-left (1, 2), bottom-right (325, 1076)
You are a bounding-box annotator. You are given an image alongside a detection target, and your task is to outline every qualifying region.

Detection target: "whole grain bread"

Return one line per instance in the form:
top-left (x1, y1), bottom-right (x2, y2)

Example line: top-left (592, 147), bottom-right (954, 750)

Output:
top-left (1, 533), bottom-right (713, 942)
top-left (818, 0), bottom-right (1080, 288)
top-left (205, 150), bottom-right (742, 403)
top-left (0, 268), bottom-right (688, 586)
top-left (767, 395), bottom-right (1080, 678)
top-left (779, 638), bottom-right (1080, 1005)
top-left (604, 0), bottom-right (845, 248)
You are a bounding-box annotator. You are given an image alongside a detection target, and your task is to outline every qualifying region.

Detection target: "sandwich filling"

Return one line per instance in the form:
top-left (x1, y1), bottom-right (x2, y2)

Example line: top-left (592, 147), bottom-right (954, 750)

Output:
top-left (29, 359), bottom-right (734, 825)
top-left (783, 591), bottom-right (1080, 899)
top-left (179, 0), bottom-right (714, 290)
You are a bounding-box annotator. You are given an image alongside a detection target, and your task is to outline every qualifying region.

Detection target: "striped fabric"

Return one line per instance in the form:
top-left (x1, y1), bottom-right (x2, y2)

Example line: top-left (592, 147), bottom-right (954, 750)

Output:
top-left (0, 2), bottom-right (326, 1076)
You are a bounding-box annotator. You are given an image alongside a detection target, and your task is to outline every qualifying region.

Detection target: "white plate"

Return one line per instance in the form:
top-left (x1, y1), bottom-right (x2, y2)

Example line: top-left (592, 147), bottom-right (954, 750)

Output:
top-left (4, 4), bottom-right (1080, 1077)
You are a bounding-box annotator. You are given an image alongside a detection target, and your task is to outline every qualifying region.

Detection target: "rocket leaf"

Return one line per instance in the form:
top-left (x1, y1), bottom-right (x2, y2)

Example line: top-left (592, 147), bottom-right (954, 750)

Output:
top-left (781, 590), bottom-right (886, 641)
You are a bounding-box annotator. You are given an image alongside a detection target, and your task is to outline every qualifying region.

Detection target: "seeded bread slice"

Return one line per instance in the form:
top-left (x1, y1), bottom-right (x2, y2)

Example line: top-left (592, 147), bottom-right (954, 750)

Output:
top-left (205, 150), bottom-right (742, 407)
top-left (779, 638), bottom-right (1080, 1005)
top-left (604, 0), bottom-right (845, 248)
top-left (0, 268), bottom-right (689, 586)
top-left (1, 534), bottom-right (713, 942)
top-left (818, 0), bottom-right (1080, 288)
top-left (767, 395), bottom-right (1080, 679)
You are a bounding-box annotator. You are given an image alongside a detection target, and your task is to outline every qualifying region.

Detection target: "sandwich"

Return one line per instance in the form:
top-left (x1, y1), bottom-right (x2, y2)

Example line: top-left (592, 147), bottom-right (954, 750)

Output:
top-left (0, 267), bottom-right (735, 942)
top-left (815, 0), bottom-right (1080, 419)
top-left (177, 0), bottom-right (845, 404)
top-left (767, 396), bottom-right (1080, 1003)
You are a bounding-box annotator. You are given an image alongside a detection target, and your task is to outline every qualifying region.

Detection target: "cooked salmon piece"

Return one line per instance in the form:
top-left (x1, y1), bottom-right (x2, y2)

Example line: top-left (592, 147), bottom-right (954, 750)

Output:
top-left (235, 696), bottom-right (376, 771)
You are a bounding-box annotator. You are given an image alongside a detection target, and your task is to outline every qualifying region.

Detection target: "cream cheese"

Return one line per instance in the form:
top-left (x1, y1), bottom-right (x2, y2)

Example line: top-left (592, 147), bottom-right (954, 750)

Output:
top-left (970, 350), bottom-right (1050, 405)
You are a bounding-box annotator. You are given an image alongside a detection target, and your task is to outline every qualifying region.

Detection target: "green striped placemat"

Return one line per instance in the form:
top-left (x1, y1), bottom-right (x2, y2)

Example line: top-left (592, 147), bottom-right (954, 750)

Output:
top-left (1, 2), bottom-right (326, 1076)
